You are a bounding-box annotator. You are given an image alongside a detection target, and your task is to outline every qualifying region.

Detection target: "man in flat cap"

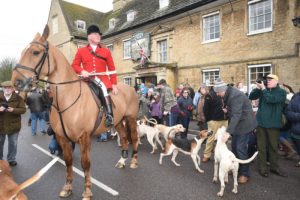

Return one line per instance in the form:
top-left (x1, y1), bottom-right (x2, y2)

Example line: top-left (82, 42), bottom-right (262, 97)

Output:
top-left (72, 24), bottom-right (118, 127)
top-left (0, 81), bottom-right (26, 166)
top-left (156, 79), bottom-right (177, 126)
top-left (214, 78), bottom-right (257, 184)
top-left (249, 74), bottom-right (287, 177)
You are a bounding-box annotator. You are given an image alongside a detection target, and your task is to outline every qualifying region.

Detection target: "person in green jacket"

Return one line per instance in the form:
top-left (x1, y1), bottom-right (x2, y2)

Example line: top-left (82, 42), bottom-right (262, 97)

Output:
top-left (0, 81), bottom-right (26, 166)
top-left (249, 74), bottom-right (287, 177)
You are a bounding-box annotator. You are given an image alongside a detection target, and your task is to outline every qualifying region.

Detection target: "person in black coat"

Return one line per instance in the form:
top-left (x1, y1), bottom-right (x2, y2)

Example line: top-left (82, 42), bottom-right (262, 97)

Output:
top-left (213, 79), bottom-right (257, 184)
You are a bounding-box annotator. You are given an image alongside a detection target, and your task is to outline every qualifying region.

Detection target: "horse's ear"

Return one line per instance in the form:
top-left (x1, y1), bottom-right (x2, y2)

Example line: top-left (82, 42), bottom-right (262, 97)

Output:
top-left (41, 24), bottom-right (50, 41)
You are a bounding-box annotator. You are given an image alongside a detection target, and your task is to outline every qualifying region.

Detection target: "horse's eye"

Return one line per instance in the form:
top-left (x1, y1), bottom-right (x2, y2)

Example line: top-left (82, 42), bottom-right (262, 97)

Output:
top-left (33, 51), bottom-right (40, 56)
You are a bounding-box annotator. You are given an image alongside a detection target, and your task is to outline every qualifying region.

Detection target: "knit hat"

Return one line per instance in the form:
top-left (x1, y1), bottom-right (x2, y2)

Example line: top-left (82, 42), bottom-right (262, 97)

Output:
top-left (87, 25), bottom-right (102, 35)
top-left (213, 78), bottom-right (228, 93)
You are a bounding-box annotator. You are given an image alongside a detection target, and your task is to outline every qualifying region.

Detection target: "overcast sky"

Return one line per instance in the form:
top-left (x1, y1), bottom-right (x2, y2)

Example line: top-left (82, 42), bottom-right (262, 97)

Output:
top-left (0, 0), bottom-right (113, 62)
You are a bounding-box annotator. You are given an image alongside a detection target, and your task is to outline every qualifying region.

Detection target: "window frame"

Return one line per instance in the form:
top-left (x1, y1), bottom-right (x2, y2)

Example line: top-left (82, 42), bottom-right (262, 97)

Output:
top-left (123, 39), bottom-right (131, 59)
top-left (202, 11), bottom-right (221, 44)
top-left (109, 18), bottom-right (116, 29)
top-left (247, 63), bottom-right (272, 91)
top-left (248, 0), bottom-right (273, 35)
top-left (157, 39), bottom-right (168, 63)
top-left (76, 20), bottom-right (86, 31)
top-left (202, 69), bottom-right (220, 86)
top-left (106, 44), bottom-right (113, 53)
top-left (159, 0), bottom-right (169, 9)
top-left (127, 10), bottom-right (135, 22)
top-left (123, 77), bottom-right (132, 86)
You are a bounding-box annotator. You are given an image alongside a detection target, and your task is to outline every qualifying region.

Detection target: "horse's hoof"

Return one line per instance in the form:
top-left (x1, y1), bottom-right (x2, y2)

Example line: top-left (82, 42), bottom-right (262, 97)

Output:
top-left (59, 184), bottom-right (72, 198)
top-left (59, 189), bottom-right (72, 198)
top-left (82, 189), bottom-right (93, 200)
top-left (115, 162), bottom-right (125, 168)
top-left (130, 160), bottom-right (138, 169)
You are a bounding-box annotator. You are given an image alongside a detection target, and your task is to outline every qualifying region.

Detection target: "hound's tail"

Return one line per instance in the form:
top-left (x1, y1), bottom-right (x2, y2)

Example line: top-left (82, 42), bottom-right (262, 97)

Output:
top-left (9, 157), bottom-right (59, 199)
top-left (143, 116), bottom-right (158, 125)
top-left (235, 151), bottom-right (258, 164)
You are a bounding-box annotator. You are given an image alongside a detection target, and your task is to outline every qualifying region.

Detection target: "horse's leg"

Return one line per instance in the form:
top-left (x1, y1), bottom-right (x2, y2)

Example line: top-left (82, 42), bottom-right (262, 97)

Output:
top-left (115, 120), bottom-right (128, 168)
top-left (56, 136), bottom-right (73, 198)
top-left (78, 132), bottom-right (93, 200)
top-left (126, 117), bottom-right (139, 169)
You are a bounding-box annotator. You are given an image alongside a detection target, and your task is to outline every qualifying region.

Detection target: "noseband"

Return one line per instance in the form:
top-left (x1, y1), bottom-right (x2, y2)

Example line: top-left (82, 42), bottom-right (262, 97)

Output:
top-left (14, 41), bottom-right (50, 82)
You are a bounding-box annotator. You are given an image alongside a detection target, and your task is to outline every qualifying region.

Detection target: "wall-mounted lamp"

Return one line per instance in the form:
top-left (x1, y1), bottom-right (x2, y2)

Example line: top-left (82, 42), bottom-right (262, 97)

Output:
top-left (292, 16), bottom-right (300, 27)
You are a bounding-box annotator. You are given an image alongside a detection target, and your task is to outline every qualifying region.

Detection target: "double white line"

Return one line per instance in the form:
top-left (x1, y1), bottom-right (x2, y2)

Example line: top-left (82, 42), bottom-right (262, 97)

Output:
top-left (32, 144), bottom-right (119, 196)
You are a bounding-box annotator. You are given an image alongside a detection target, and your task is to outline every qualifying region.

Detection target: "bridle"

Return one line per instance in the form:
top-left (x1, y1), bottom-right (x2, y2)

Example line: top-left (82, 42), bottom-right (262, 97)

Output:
top-left (14, 41), bottom-right (50, 82)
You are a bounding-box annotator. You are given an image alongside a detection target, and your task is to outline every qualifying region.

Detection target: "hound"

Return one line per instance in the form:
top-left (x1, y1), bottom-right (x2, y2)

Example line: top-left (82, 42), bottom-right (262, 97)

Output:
top-left (0, 157), bottom-right (58, 200)
top-left (137, 119), bottom-right (164, 154)
top-left (213, 126), bottom-right (258, 197)
top-left (159, 129), bottom-right (212, 173)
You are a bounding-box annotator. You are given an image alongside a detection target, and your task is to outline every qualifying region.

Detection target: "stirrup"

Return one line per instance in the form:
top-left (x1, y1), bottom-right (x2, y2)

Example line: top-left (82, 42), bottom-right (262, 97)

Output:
top-left (105, 114), bottom-right (114, 127)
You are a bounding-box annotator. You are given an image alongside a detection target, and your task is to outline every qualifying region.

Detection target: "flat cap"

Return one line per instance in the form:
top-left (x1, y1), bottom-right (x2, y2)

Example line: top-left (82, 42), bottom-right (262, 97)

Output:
top-left (1, 81), bottom-right (13, 87)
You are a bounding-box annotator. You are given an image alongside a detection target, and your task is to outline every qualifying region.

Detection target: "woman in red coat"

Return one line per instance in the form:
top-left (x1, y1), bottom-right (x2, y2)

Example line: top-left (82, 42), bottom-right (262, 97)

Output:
top-left (72, 25), bottom-right (118, 127)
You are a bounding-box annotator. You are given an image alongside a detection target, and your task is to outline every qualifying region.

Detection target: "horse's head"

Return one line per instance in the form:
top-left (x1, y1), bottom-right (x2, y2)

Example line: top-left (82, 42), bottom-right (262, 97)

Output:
top-left (12, 25), bottom-right (53, 91)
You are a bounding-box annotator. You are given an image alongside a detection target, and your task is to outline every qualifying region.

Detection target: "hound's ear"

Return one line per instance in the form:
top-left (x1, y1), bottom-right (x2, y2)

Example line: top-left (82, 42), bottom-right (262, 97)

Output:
top-left (41, 24), bottom-right (50, 41)
top-left (221, 132), bottom-right (231, 143)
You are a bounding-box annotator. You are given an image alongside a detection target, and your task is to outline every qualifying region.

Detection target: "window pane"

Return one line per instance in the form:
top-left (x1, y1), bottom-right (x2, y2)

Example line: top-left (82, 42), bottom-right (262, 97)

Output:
top-left (123, 40), bottom-right (131, 58)
top-left (249, 0), bottom-right (272, 32)
top-left (203, 13), bottom-right (220, 41)
top-left (157, 40), bottom-right (168, 63)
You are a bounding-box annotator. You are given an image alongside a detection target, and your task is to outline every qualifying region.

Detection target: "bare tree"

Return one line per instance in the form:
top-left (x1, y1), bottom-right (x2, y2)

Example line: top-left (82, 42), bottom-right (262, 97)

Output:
top-left (0, 57), bottom-right (16, 82)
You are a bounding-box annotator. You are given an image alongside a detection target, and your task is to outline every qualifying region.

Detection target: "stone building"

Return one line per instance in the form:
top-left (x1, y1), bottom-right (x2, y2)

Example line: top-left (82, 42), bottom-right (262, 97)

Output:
top-left (47, 0), bottom-right (300, 92)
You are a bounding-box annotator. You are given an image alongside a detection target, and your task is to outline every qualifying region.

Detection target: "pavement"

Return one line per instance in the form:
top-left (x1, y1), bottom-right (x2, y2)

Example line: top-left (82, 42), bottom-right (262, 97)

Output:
top-left (2, 111), bottom-right (300, 200)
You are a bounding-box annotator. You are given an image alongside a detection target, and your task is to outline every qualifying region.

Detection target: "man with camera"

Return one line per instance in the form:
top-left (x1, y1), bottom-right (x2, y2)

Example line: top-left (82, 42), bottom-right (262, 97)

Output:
top-left (0, 81), bottom-right (26, 166)
top-left (249, 74), bottom-right (287, 177)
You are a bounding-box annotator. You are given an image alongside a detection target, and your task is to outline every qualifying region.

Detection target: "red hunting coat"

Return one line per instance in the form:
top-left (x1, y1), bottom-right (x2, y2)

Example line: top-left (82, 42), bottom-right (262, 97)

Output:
top-left (72, 44), bottom-right (117, 89)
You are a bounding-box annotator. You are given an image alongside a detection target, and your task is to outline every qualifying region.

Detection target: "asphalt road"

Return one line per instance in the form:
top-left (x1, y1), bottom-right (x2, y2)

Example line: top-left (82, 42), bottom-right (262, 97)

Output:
top-left (3, 111), bottom-right (300, 200)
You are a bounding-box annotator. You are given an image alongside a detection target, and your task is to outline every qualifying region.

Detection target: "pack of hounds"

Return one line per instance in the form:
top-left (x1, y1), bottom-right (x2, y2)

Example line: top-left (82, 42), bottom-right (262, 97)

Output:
top-left (0, 118), bottom-right (258, 199)
top-left (110, 117), bottom-right (258, 197)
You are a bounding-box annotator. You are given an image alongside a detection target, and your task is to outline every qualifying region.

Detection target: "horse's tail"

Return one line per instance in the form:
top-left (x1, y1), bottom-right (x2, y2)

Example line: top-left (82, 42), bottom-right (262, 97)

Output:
top-left (8, 157), bottom-right (59, 199)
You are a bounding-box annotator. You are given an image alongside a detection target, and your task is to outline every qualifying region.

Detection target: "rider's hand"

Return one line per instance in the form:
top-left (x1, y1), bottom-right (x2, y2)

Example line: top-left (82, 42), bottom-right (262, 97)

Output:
top-left (112, 84), bottom-right (118, 95)
top-left (80, 70), bottom-right (90, 78)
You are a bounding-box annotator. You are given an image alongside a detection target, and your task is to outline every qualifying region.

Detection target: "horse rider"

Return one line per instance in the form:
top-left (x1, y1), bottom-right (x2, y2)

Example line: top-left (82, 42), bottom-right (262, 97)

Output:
top-left (72, 24), bottom-right (118, 127)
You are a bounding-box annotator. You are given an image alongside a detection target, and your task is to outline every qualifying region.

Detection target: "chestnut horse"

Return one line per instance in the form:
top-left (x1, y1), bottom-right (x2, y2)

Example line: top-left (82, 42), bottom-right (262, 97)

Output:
top-left (11, 25), bottom-right (139, 200)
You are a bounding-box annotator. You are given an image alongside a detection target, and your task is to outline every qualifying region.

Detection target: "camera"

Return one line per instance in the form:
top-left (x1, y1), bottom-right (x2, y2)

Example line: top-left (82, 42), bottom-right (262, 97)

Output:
top-left (256, 77), bottom-right (267, 87)
top-left (1, 102), bottom-right (9, 110)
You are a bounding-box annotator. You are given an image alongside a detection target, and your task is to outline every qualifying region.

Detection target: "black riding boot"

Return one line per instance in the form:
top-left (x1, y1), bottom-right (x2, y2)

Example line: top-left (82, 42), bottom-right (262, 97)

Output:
top-left (104, 96), bottom-right (114, 127)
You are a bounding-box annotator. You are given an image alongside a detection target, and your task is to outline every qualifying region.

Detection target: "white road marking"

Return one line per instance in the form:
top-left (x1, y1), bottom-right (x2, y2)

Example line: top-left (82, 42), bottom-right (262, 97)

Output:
top-left (32, 144), bottom-right (119, 196)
